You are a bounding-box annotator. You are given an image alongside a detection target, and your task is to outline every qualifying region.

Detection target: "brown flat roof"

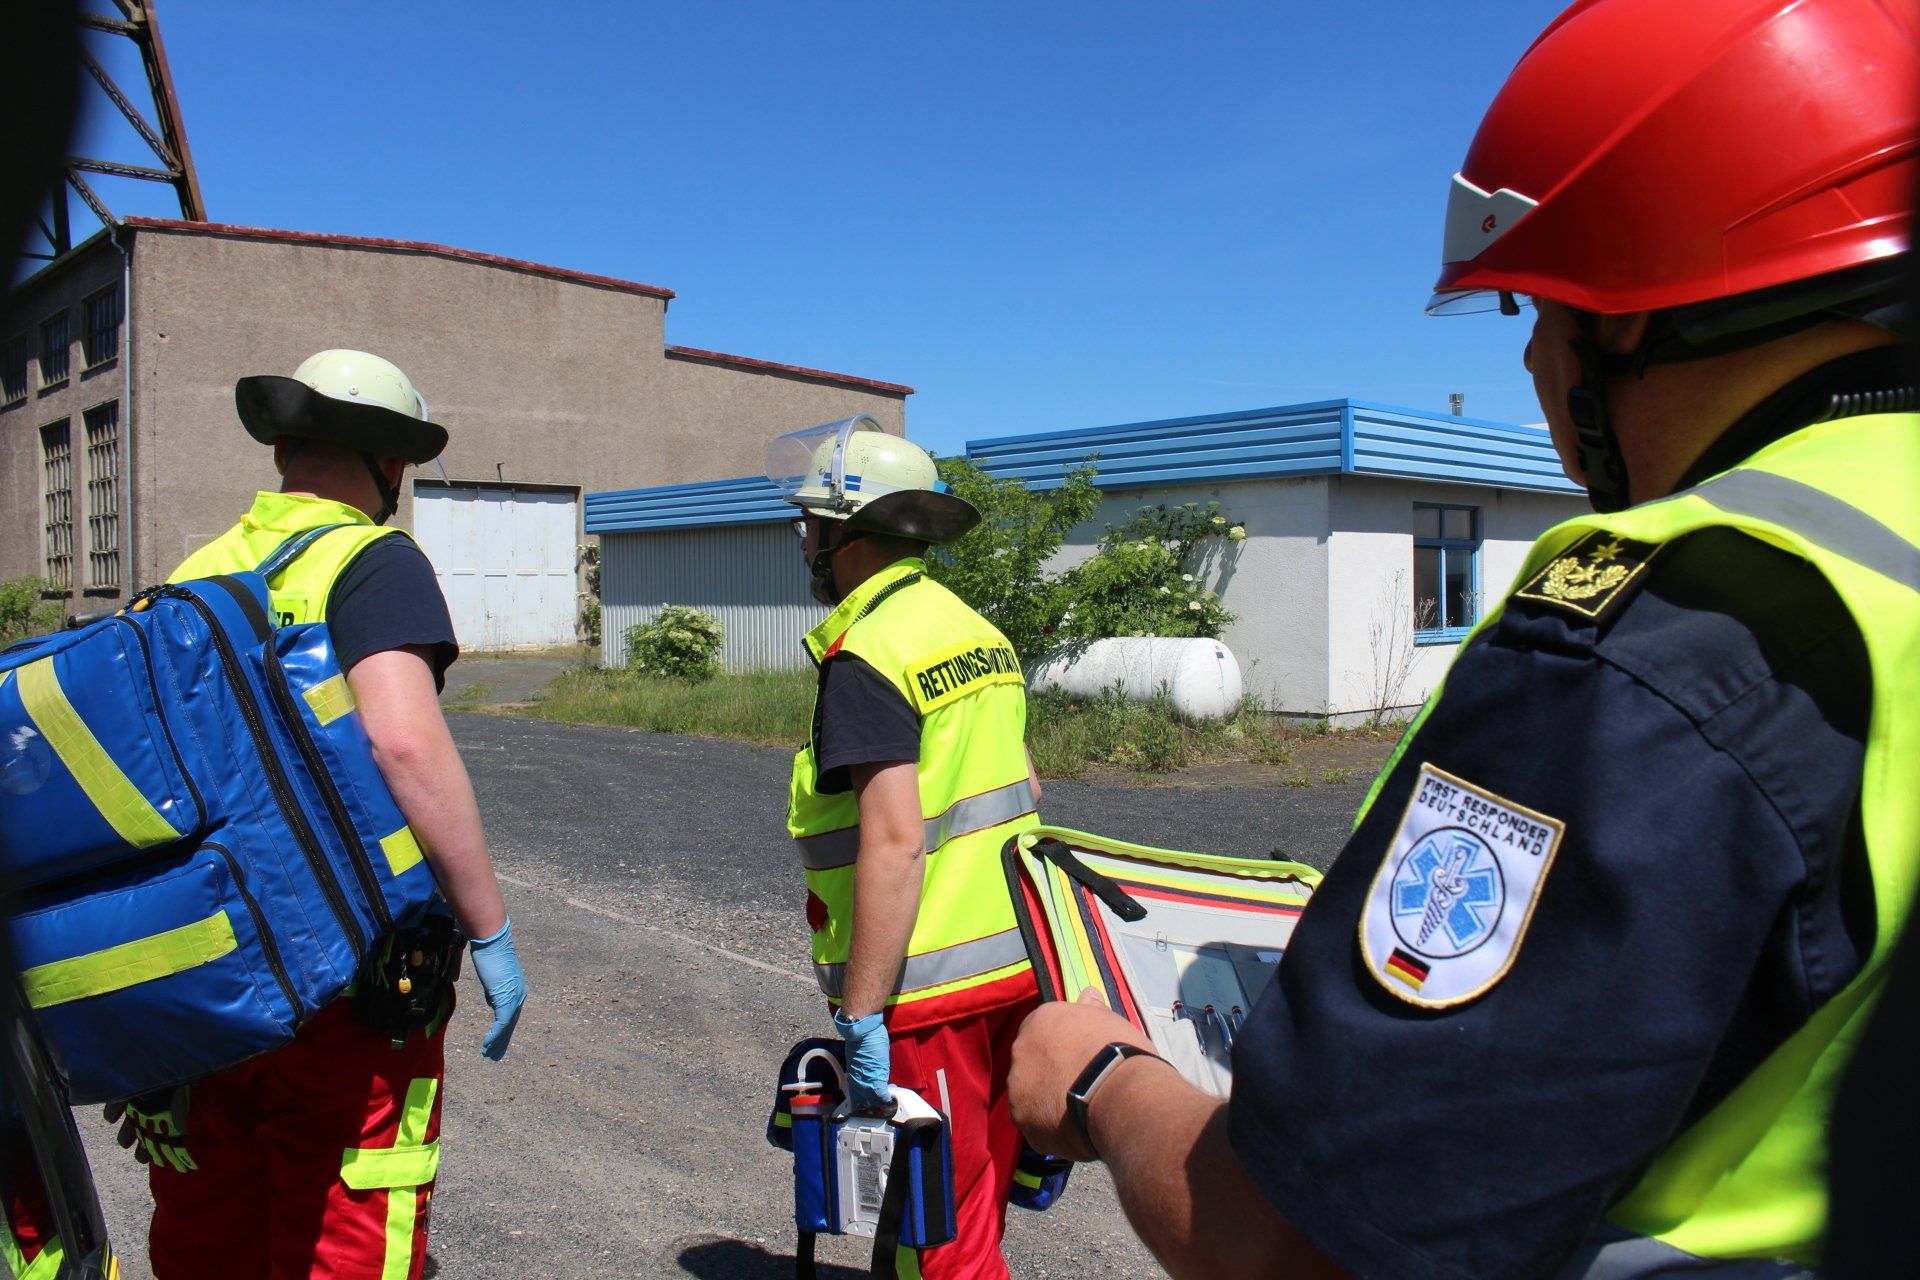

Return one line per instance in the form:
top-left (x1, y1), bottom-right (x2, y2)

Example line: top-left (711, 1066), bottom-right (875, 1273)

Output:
top-left (123, 217), bottom-right (677, 300)
top-left (666, 344), bottom-right (914, 396)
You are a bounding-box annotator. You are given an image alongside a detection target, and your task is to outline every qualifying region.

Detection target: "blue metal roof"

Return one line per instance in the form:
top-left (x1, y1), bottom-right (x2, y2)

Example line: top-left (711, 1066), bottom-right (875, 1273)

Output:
top-left (966, 399), bottom-right (1579, 494)
top-left (585, 475), bottom-right (794, 534)
top-left (587, 398), bottom-right (1578, 533)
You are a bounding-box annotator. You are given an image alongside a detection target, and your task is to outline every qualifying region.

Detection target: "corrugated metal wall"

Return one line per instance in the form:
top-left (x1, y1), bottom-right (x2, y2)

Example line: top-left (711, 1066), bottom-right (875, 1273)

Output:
top-left (600, 523), bottom-right (823, 671)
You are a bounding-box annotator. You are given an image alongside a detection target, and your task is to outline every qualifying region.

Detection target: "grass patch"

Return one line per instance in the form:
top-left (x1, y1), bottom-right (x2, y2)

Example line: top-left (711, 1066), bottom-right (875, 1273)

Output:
top-left (1027, 689), bottom-right (1303, 779)
top-left (524, 667), bottom-right (1361, 780)
top-left (448, 681), bottom-right (495, 704)
top-left (1320, 766), bottom-right (1355, 785)
top-left (528, 666), bottom-right (814, 746)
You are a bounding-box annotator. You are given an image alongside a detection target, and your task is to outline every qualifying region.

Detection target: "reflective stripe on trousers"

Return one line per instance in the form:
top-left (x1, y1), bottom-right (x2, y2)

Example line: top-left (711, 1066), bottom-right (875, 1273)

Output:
top-left (794, 778), bottom-right (1037, 871)
top-left (815, 928), bottom-right (1030, 1000)
top-left (338, 1076), bottom-right (441, 1280)
top-left (1554, 1225), bottom-right (1817, 1279)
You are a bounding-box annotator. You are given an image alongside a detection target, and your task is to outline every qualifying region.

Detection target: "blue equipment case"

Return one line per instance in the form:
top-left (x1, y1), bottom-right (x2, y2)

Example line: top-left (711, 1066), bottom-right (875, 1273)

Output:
top-left (0, 527), bottom-right (441, 1104)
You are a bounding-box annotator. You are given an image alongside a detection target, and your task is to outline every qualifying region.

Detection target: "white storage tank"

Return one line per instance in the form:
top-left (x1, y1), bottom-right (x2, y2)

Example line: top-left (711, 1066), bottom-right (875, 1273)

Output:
top-left (1028, 637), bottom-right (1244, 721)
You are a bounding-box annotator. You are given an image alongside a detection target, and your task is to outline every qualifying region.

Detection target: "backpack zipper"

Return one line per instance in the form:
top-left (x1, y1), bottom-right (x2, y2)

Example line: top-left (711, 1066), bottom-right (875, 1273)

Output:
top-left (161, 588), bottom-right (367, 955)
top-left (262, 647), bottom-right (393, 932)
top-left (206, 841), bottom-right (305, 1021)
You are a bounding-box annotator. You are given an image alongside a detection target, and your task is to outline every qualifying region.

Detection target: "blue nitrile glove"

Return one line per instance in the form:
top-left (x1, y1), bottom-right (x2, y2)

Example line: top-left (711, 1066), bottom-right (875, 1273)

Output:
top-left (468, 918), bottom-right (526, 1061)
top-left (833, 1008), bottom-right (894, 1112)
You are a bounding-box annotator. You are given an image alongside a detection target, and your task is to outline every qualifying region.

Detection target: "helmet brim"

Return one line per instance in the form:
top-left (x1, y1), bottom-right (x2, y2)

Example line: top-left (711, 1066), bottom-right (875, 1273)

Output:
top-left (843, 490), bottom-right (981, 544)
top-left (236, 375), bottom-right (448, 463)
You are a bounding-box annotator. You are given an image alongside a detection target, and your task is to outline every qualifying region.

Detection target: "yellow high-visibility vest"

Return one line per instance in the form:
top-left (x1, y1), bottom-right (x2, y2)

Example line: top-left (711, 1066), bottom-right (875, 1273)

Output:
top-left (787, 558), bottom-right (1040, 1029)
top-left (1356, 413), bottom-right (1919, 1271)
top-left (170, 490), bottom-right (399, 624)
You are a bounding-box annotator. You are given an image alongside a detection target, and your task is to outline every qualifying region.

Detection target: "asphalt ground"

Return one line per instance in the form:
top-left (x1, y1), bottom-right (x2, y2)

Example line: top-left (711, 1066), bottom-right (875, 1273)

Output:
top-left (78, 710), bottom-right (1370, 1279)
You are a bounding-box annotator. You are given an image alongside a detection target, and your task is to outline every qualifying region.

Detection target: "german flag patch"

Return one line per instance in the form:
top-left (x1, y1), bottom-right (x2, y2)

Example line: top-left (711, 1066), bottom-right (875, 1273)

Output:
top-left (1513, 532), bottom-right (1661, 622)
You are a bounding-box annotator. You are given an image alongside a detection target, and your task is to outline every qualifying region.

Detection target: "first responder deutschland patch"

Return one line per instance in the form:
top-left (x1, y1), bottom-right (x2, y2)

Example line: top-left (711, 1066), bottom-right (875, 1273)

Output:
top-left (1359, 763), bottom-right (1564, 1009)
top-left (1513, 532), bottom-right (1660, 621)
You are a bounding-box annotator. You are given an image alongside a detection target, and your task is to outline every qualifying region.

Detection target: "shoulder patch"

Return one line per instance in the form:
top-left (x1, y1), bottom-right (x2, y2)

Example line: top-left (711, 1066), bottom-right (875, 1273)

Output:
top-left (1359, 763), bottom-right (1565, 1009)
top-left (1513, 532), bottom-right (1661, 621)
top-left (904, 639), bottom-right (1024, 713)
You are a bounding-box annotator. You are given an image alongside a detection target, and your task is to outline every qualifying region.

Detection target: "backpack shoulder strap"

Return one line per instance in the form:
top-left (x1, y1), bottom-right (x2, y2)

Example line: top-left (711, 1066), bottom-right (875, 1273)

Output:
top-left (252, 523), bottom-right (357, 582)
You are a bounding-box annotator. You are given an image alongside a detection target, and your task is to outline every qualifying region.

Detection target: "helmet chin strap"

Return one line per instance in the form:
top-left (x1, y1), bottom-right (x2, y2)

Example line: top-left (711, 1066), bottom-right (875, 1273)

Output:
top-left (1566, 314), bottom-right (1640, 514)
top-left (360, 452), bottom-right (400, 526)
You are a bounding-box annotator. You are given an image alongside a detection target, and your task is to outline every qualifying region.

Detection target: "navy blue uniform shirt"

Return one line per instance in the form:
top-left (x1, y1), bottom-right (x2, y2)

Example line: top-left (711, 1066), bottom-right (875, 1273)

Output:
top-left (325, 534), bottom-right (459, 691)
top-left (1225, 350), bottom-right (1905, 1280)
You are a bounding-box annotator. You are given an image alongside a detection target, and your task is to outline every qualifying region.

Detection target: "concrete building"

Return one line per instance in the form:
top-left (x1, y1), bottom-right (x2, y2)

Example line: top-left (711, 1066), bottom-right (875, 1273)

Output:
top-left (2, 218), bottom-right (910, 648)
top-left (587, 399), bottom-right (1588, 721)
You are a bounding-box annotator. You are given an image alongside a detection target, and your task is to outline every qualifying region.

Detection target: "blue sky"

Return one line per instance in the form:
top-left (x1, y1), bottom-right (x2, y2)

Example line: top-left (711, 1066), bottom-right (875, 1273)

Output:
top-left (69, 1), bottom-right (1568, 456)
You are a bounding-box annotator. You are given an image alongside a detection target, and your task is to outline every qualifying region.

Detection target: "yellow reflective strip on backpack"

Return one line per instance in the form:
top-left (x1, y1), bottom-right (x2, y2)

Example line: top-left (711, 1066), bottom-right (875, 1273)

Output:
top-left (21, 911), bottom-right (237, 1009)
top-left (303, 673), bottom-right (357, 726)
top-left (380, 827), bottom-right (424, 877)
top-left (16, 658), bottom-right (181, 849)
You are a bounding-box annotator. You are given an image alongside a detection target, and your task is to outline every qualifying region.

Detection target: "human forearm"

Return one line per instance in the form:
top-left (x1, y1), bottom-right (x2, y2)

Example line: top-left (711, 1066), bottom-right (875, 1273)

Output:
top-left (843, 760), bottom-right (926, 1018)
top-left (349, 648), bottom-right (507, 938)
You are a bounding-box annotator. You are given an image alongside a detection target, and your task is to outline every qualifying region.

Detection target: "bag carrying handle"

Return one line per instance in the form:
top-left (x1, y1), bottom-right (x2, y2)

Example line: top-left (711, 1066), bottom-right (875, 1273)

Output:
top-left (253, 524), bottom-right (354, 582)
top-left (1032, 838), bottom-right (1149, 923)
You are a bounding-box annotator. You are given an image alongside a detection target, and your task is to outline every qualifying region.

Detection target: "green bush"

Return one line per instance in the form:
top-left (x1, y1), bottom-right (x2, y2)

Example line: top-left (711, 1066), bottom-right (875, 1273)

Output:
top-left (1058, 501), bottom-right (1241, 640)
top-left (0, 577), bottom-right (62, 649)
top-left (623, 605), bottom-right (724, 680)
top-left (925, 456), bottom-right (1101, 665)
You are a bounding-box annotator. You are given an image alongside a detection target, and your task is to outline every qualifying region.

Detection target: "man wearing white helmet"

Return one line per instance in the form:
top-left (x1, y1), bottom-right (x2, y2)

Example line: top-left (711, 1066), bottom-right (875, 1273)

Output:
top-left (772, 417), bottom-right (1045, 1279)
top-left (121, 350), bottom-right (529, 1280)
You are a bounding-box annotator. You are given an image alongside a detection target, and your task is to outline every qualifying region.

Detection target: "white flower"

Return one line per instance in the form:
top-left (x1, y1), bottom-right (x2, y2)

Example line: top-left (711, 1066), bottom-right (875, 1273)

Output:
top-left (1187, 600), bottom-right (1203, 611)
top-left (1211, 516), bottom-right (1226, 525)
top-left (1181, 573), bottom-right (1195, 582)
top-left (1228, 525), bottom-right (1247, 541)
top-left (1141, 536), bottom-right (1158, 545)
top-left (1158, 586), bottom-right (1171, 594)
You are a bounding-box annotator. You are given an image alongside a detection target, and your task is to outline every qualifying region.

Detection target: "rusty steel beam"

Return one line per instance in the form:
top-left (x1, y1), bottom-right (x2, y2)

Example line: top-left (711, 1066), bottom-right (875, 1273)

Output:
top-left (137, 0), bottom-right (205, 221)
top-left (66, 170), bottom-right (116, 232)
top-left (78, 12), bottom-right (140, 37)
top-left (70, 155), bottom-right (180, 182)
top-left (79, 47), bottom-right (176, 169)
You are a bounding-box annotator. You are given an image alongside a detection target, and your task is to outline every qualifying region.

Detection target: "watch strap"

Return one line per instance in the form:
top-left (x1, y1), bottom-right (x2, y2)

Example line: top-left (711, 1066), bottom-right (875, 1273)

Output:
top-left (1065, 1041), bottom-right (1157, 1161)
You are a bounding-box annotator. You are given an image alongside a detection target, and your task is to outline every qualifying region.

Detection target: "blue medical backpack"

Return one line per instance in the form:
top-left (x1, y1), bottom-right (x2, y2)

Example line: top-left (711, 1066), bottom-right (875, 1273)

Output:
top-left (0, 527), bottom-right (442, 1104)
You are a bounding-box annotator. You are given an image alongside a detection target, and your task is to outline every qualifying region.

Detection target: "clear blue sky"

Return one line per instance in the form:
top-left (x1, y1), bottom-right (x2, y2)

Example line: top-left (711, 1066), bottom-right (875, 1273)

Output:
top-left (71, 1), bottom-right (1569, 456)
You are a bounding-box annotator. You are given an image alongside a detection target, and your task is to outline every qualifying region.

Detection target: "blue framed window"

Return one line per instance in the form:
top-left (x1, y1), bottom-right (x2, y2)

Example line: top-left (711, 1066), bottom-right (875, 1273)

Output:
top-left (1413, 503), bottom-right (1479, 642)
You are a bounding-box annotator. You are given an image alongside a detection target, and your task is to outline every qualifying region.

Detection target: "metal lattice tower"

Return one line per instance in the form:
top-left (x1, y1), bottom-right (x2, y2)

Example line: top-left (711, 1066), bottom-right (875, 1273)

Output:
top-left (24, 0), bottom-right (204, 262)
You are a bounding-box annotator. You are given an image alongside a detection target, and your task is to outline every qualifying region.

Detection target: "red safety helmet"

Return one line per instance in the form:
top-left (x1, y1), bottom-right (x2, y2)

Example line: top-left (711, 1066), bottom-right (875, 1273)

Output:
top-left (1430, 0), bottom-right (1918, 318)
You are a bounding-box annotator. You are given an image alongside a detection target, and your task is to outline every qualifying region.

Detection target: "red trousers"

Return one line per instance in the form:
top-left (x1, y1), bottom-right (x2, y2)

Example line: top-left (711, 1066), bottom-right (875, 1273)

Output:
top-left (887, 996), bottom-right (1040, 1280)
top-left (145, 998), bottom-right (448, 1280)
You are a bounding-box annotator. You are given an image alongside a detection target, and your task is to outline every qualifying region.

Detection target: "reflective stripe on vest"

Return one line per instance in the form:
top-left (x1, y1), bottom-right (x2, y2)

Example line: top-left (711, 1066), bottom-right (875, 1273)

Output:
top-left (1552, 1226), bottom-right (1816, 1280)
top-left (813, 928), bottom-right (1031, 1001)
top-left (794, 778), bottom-right (1038, 871)
top-left (1356, 413), bottom-right (1918, 1270)
top-left (787, 559), bottom-right (1039, 1014)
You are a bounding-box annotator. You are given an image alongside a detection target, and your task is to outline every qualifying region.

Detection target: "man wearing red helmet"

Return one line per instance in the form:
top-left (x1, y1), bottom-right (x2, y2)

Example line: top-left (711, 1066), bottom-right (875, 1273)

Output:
top-left (1006, 2), bottom-right (1917, 1277)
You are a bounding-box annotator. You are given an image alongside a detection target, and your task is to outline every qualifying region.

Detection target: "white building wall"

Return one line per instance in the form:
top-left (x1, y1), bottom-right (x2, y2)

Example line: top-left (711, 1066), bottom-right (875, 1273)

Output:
top-left (1051, 477), bottom-right (1332, 715)
top-left (1325, 477), bottom-right (1586, 719)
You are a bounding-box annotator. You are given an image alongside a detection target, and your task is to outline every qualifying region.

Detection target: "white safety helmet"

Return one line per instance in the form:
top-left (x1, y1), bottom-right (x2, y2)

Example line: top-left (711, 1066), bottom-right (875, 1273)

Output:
top-left (236, 348), bottom-right (448, 464)
top-left (766, 416), bottom-right (979, 543)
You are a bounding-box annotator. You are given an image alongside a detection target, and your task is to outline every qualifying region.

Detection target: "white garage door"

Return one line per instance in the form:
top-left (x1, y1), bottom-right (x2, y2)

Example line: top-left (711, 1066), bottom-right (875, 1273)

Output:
top-left (413, 485), bottom-right (578, 651)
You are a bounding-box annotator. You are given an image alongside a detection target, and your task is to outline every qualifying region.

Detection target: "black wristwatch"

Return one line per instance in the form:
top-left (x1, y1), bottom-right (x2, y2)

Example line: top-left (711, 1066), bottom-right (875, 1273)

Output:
top-left (1066, 1041), bottom-right (1159, 1161)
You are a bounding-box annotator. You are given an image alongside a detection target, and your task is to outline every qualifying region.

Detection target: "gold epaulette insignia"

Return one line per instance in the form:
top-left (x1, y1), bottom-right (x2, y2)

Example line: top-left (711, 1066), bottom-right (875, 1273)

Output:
top-left (1513, 532), bottom-right (1661, 620)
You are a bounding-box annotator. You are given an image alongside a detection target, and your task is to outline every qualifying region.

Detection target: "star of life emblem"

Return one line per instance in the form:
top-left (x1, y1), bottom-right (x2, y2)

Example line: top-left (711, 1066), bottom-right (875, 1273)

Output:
top-left (1361, 763), bottom-right (1564, 1008)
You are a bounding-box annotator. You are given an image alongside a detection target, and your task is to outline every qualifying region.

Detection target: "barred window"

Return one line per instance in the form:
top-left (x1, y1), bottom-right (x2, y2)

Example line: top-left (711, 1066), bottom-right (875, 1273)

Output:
top-left (84, 285), bottom-right (122, 367)
top-left (39, 312), bottom-right (69, 387)
top-left (41, 420), bottom-right (73, 591)
top-left (2, 335), bottom-right (26, 404)
top-left (85, 401), bottom-right (121, 590)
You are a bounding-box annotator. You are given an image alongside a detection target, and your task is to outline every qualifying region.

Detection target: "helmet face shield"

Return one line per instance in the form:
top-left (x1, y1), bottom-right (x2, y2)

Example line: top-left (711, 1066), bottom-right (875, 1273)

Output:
top-left (764, 415), bottom-right (886, 514)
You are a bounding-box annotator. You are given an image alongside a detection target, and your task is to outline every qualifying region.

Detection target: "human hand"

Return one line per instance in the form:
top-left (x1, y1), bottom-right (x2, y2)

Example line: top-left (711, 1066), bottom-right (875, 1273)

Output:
top-left (1009, 989), bottom-right (1154, 1161)
top-left (468, 918), bottom-right (527, 1061)
top-left (103, 1088), bottom-right (192, 1169)
top-left (833, 1008), bottom-right (894, 1113)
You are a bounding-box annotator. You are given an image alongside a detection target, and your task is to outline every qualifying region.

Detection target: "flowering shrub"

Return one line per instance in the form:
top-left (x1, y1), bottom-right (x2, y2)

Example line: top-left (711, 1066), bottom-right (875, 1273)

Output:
top-left (1056, 501), bottom-right (1241, 639)
top-left (624, 605), bottom-right (725, 681)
